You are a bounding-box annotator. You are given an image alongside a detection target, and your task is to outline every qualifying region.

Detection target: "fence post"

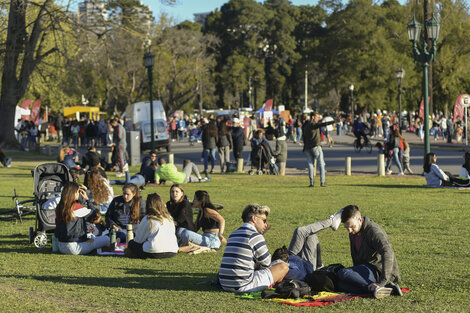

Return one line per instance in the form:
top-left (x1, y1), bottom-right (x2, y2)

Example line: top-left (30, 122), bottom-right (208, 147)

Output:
top-left (279, 162), bottom-right (286, 176)
top-left (377, 154), bottom-right (385, 176)
top-left (168, 153), bottom-right (174, 164)
top-left (237, 158), bottom-right (244, 173)
top-left (345, 156), bottom-right (351, 176)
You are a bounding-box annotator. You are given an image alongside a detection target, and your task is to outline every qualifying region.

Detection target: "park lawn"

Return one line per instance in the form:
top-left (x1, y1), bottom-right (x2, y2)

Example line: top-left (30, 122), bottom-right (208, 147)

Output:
top-left (0, 151), bottom-right (469, 312)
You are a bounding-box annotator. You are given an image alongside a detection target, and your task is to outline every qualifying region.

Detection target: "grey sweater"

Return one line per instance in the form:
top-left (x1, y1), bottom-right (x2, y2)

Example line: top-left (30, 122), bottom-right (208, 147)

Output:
top-left (349, 216), bottom-right (401, 286)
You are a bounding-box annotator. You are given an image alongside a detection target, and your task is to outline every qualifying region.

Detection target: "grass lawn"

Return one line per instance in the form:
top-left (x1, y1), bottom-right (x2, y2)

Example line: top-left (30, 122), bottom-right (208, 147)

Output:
top-left (0, 151), bottom-right (469, 312)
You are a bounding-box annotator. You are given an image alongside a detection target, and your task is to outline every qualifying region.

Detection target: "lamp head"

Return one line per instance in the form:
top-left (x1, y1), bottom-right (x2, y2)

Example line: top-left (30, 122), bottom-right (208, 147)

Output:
top-left (407, 14), bottom-right (422, 42)
top-left (426, 13), bottom-right (440, 41)
top-left (395, 68), bottom-right (405, 80)
top-left (143, 52), bottom-right (155, 68)
top-left (349, 83), bottom-right (354, 91)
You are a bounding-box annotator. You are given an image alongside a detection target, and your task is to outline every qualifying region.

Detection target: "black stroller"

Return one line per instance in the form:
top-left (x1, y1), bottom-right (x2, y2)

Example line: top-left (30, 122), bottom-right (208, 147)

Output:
top-left (248, 139), bottom-right (279, 175)
top-left (29, 163), bottom-right (72, 248)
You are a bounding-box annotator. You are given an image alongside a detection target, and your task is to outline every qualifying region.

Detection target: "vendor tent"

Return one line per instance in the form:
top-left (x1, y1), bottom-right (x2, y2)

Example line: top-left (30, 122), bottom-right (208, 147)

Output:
top-left (63, 106), bottom-right (101, 120)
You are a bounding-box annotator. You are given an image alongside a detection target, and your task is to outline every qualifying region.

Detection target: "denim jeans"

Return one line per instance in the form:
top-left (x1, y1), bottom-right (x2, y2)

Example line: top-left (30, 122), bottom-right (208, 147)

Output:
top-left (304, 146), bottom-right (326, 185)
top-left (296, 127), bottom-right (302, 143)
top-left (337, 263), bottom-right (378, 294)
top-left (109, 173), bottom-right (145, 186)
top-left (58, 235), bottom-right (110, 255)
top-left (203, 148), bottom-right (217, 172)
top-left (176, 228), bottom-right (220, 249)
top-left (385, 147), bottom-right (403, 173)
top-left (288, 219), bottom-right (330, 269)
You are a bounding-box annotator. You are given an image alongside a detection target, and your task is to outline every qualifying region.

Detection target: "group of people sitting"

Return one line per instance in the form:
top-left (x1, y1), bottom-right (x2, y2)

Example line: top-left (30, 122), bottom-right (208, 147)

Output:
top-left (54, 181), bottom-right (226, 259)
top-left (423, 151), bottom-right (470, 187)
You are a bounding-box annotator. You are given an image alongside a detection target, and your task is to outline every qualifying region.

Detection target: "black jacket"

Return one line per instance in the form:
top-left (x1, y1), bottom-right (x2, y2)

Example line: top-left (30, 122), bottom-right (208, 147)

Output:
top-left (54, 200), bottom-right (98, 243)
top-left (105, 195), bottom-right (145, 229)
top-left (231, 127), bottom-right (246, 148)
top-left (166, 196), bottom-right (193, 229)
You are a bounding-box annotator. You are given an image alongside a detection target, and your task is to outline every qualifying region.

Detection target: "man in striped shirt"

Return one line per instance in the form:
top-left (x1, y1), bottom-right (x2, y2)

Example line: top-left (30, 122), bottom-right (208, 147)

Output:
top-left (218, 204), bottom-right (288, 293)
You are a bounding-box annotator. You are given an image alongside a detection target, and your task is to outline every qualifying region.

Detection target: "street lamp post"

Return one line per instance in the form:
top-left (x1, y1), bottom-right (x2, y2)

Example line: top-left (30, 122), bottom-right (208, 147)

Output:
top-left (143, 51), bottom-right (155, 151)
top-left (407, 12), bottom-right (440, 155)
top-left (349, 83), bottom-right (354, 120)
top-left (395, 68), bottom-right (405, 134)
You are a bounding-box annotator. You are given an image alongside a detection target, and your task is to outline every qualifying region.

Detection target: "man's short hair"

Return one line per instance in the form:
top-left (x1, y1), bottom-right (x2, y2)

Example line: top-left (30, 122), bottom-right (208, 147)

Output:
top-left (157, 157), bottom-right (166, 166)
top-left (150, 150), bottom-right (157, 156)
top-left (341, 205), bottom-right (361, 223)
top-left (109, 118), bottom-right (117, 124)
top-left (241, 203), bottom-right (270, 223)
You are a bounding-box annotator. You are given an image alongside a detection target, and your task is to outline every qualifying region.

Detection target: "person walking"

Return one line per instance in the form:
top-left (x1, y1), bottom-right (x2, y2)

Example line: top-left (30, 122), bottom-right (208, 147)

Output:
top-left (217, 119), bottom-right (232, 173)
top-left (231, 118), bottom-right (246, 162)
top-left (201, 120), bottom-right (218, 174)
top-left (385, 128), bottom-right (404, 175)
top-left (302, 112), bottom-right (334, 187)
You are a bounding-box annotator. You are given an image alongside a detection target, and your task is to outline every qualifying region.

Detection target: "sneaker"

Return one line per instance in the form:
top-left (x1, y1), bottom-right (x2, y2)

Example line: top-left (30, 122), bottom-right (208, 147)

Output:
top-left (329, 208), bottom-right (343, 231)
top-left (397, 172), bottom-right (404, 176)
top-left (116, 172), bottom-right (125, 177)
top-left (308, 184), bottom-right (314, 188)
top-left (386, 170), bottom-right (392, 175)
top-left (387, 283), bottom-right (403, 296)
top-left (320, 183), bottom-right (328, 187)
top-left (122, 163), bottom-right (129, 172)
top-left (373, 287), bottom-right (393, 299)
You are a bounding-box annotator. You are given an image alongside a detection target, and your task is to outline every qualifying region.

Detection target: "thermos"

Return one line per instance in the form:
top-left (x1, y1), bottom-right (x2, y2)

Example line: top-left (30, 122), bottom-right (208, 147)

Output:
top-left (110, 228), bottom-right (116, 249)
top-left (126, 224), bottom-right (134, 243)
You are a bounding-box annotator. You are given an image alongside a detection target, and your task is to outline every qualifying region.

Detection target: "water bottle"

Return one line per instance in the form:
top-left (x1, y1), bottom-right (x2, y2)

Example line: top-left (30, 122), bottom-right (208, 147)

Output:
top-left (110, 228), bottom-right (116, 249)
top-left (51, 235), bottom-right (59, 252)
top-left (126, 224), bottom-right (134, 243)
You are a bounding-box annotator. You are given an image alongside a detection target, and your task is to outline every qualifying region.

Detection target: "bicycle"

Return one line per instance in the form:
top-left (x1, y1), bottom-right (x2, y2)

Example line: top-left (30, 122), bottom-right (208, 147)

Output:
top-left (0, 189), bottom-right (36, 223)
top-left (354, 137), bottom-right (372, 153)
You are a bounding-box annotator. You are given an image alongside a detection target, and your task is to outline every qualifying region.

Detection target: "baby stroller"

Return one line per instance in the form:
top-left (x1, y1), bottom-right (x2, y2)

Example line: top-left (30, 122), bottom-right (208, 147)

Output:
top-left (248, 140), bottom-right (279, 175)
top-left (29, 163), bottom-right (72, 248)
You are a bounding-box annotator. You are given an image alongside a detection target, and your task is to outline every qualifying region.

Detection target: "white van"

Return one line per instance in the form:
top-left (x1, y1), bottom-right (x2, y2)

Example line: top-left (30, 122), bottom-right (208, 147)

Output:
top-left (124, 101), bottom-right (170, 151)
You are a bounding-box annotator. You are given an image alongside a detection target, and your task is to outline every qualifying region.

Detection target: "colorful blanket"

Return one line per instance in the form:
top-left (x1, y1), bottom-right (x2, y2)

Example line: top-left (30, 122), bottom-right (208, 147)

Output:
top-left (96, 243), bottom-right (126, 256)
top-left (237, 288), bottom-right (410, 307)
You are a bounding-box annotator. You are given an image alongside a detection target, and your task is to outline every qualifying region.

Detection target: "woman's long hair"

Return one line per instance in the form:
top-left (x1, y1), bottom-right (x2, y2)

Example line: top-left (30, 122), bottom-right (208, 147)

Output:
top-left (206, 120), bottom-right (218, 137)
top-left (423, 152), bottom-right (436, 173)
top-left (56, 182), bottom-right (80, 223)
top-left (194, 190), bottom-right (216, 228)
top-left (218, 120), bottom-right (230, 136)
top-left (146, 193), bottom-right (172, 224)
top-left (88, 169), bottom-right (111, 205)
top-left (59, 147), bottom-right (70, 162)
top-left (123, 183), bottom-right (141, 223)
top-left (169, 183), bottom-right (184, 205)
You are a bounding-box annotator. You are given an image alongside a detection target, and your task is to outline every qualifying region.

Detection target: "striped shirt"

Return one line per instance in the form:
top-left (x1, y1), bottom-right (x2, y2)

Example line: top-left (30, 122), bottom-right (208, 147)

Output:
top-left (218, 223), bottom-right (271, 289)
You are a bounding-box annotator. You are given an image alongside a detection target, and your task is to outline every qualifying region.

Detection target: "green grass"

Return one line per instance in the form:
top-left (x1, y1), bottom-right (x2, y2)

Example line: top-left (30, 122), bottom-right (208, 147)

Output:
top-left (0, 151), bottom-right (469, 312)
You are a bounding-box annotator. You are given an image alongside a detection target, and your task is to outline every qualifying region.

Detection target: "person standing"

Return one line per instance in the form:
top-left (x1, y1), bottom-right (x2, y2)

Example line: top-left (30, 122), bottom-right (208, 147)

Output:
top-left (231, 118), bottom-right (246, 162)
top-left (110, 118), bottom-right (128, 177)
top-left (302, 112), bottom-right (334, 187)
top-left (201, 120), bottom-right (218, 174)
top-left (217, 119), bottom-right (232, 173)
top-left (338, 205), bottom-right (402, 298)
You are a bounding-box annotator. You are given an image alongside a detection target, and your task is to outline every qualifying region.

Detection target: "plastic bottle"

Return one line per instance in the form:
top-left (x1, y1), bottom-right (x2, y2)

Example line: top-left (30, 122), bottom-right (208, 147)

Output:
top-left (51, 235), bottom-right (59, 252)
top-left (110, 228), bottom-right (116, 249)
top-left (126, 224), bottom-right (134, 243)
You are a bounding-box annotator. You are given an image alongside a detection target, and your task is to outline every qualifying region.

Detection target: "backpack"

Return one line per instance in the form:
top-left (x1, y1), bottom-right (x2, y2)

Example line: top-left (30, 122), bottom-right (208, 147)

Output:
top-left (304, 263), bottom-right (345, 292)
top-left (275, 279), bottom-right (311, 298)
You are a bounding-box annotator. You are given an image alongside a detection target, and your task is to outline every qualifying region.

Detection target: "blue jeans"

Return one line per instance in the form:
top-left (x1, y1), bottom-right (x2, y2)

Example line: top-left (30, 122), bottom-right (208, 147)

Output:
top-left (177, 228), bottom-right (220, 249)
top-left (337, 263), bottom-right (378, 294)
top-left (304, 146), bottom-right (326, 185)
top-left (385, 147), bottom-right (403, 173)
top-left (109, 173), bottom-right (145, 185)
top-left (296, 127), bottom-right (302, 143)
top-left (203, 148), bottom-right (217, 172)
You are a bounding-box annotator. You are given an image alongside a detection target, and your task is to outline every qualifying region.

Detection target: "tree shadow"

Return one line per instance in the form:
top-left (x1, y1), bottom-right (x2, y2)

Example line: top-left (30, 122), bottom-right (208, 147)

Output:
top-left (2, 273), bottom-right (221, 292)
top-left (343, 184), bottom-right (422, 189)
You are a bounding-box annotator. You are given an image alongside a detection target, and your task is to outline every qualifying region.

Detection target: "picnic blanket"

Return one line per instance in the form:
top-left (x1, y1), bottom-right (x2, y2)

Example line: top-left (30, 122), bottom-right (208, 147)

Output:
top-left (96, 243), bottom-right (126, 256)
top-left (237, 288), bottom-right (410, 307)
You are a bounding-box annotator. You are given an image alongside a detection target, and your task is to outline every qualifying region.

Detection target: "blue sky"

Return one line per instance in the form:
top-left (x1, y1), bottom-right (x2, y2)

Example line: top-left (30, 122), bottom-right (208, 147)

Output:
top-left (142, 0), bottom-right (317, 23)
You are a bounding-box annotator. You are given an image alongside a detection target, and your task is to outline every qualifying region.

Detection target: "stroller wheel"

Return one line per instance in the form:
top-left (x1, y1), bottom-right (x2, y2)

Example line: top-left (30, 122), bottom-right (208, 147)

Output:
top-left (33, 232), bottom-right (47, 248)
top-left (257, 170), bottom-right (263, 175)
top-left (29, 227), bottom-right (35, 244)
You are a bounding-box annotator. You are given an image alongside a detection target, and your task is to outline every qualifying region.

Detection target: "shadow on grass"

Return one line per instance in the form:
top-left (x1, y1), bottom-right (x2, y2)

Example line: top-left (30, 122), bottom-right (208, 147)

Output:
top-left (343, 184), bottom-right (422, 189)
top-left (2, 273), bottom-right (221, 291)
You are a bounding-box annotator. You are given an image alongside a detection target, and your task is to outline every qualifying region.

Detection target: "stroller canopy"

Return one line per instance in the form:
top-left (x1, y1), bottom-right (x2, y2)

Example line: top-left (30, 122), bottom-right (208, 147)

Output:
top-left (33, 163), bottom-right (72, 197)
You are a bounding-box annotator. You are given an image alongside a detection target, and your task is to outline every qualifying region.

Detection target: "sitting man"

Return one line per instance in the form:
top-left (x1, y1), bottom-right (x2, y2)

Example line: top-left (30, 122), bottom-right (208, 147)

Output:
top-left (218, 204), bottom-right (288, 293)
top-left (154, 158), bottom-right (208, 184)
top-left (139, 151), bottom-right (158, 184)
top-left (338, 205), bottom-right (402, 298)
top-left (271, 209), bottom-right (343, 281)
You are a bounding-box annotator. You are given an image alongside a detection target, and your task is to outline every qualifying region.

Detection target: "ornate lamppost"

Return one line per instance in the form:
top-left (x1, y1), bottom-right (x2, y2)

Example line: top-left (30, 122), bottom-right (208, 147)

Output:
top-left (407, 12), bottom-right (440, 154)
top-left (395, 68), bottom-right (405, 134)
top-left (143, 51), bottom-right (155, 151)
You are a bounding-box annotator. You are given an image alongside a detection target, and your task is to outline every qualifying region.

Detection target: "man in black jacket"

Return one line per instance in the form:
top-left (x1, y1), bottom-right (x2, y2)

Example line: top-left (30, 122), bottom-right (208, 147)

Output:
top-left (337, 205), bottom-right (402, 299)
top-left (302, 112), bottom-right (334, 187)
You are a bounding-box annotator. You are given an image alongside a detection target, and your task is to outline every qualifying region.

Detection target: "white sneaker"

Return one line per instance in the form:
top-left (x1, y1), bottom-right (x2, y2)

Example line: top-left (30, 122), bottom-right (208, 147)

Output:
top-left (386, 170), bottom-right (392, 175)
top-left (329, 208), bottom-right (343, 231)
top-left (374, 287), bottom-right (393, 299)
top-left (116, 172), bottom-right (125, 177)
top-left (122, 163), bottom-right (129, 172)
top-left (397, 172), bottom-right (404, 176)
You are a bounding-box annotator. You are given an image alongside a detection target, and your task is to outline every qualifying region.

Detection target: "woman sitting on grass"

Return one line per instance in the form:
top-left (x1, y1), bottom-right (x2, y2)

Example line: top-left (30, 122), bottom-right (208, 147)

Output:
top-left (166, 184), bottom-right (195, 245)
top-left (87, 168), bottom-right (114, 214)
top-left (423, 153), bottom-right (470, 187)
top-left (54, 182), bottom-right (110, 255)
top-left (105, 183), bottom-right (145, 242)
top-left (125, 193), bottom-right (178, 259)
top-left (177, 190), bottom-right (226, 249)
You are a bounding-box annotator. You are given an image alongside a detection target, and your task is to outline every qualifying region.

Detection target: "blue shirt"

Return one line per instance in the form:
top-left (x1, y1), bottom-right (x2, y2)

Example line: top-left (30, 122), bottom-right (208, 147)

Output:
top-left (285, 255), bottom-right (314, 281)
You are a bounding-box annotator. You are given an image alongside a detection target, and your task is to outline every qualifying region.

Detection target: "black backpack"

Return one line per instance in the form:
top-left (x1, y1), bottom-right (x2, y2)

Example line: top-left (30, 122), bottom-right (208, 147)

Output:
top-left (275, 279), bottom-right (311, 298)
